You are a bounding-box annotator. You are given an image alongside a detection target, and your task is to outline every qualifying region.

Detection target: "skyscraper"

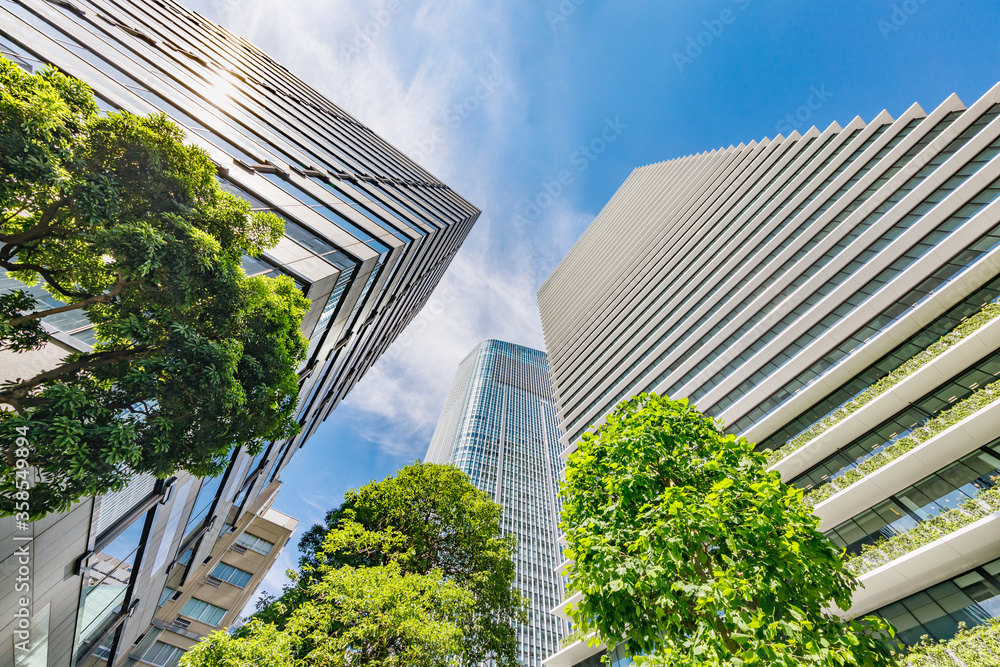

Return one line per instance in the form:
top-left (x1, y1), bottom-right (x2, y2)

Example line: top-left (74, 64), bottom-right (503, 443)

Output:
top-left (0, 0), bottom-right (479, 664)
top-left (539, 85), bottom-right (1000, 665)
top-left (427, 340), bottom-right (568, 666)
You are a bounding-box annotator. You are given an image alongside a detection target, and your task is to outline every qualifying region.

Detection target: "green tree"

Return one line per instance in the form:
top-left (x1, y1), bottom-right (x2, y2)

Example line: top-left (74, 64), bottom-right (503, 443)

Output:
top-left (241, 463), bottom-right (526, 666)
top-left (561, 393), bottom-right (897, 667)
top-left (180, 622), bottom-right (296, 667)
top-left (0, 57), bottom-right (309, 517)
top-left (183, 533), bottom-right (475, 667)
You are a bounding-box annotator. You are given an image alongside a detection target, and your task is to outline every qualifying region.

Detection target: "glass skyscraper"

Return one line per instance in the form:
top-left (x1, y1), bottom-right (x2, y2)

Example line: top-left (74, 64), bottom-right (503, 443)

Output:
top-left (427, 340), bottom-right (568, 666)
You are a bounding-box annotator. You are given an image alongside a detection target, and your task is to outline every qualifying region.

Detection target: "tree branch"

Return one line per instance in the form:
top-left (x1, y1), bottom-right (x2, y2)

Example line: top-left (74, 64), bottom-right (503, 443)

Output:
top-left (7, 272), bottom-right (134, 327)
top-left (0, 196), bottom-right (74, 245)
top-left (1, 203), bottom-right (29, 228)
top-left (0, 345), bottom-right (151, 407)
top-left (0, 259), bottom-right (93, 300)
top-left (688, 543), bottom-right (741, 655)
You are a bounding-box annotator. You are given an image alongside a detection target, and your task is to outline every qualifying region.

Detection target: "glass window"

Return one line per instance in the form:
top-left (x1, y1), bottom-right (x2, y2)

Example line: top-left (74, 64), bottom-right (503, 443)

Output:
top-left (183, 474), bottom-right (225, 537)
top-left (73, 510), bottom-right (149, 660)
top-left (76, 630), bottom-right (115, 667)
top-left (211, 562), bottom-right (253, 588)
top-left (158, 587), bottom-right (175, 607)
top-left (259, 172), bottom-right (390, 254)
top-left (235, 532), bottom-right (274, 555)
top-left (179, 597), bottom-right (227, 626)
top-left (0, 32), bottom-right (44, 72)
top-left (217, 176), bottom-right (357, 271)
top-left (142, 640), bottom-right (185, 667)
top-left (791, 352), bottom-right (1000, 494)
top-left (873, 558), bottom-right (1000, 647)
top-left (825, 439), bottom-right (1000, 555)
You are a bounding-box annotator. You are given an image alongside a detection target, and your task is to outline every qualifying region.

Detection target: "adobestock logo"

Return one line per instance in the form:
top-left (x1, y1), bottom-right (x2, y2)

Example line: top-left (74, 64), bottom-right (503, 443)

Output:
top-left (672, 0), bottom-right (753, 74)
top-left (774, 85), bottom-right (834, 136)
top-left (546, 0), bottom-right (587, 31)
top-left (513, 117), bottom-right (628, 228)
top-left (339, 0), bottom-right (413, 58)
top-left (878, 0), bottom-right (932, 40)
top-left (411, 66), bottom-right (507, 164)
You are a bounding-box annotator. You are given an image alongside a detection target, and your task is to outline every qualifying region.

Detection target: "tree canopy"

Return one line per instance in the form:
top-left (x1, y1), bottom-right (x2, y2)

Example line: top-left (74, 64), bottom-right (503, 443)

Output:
top-left (298, 462), bottom-right (526, 667)
top-left (181, 557), bottom-right (477, 667)
top-left (0, 57), bottom-right (309, 517)
top-left (560, 393), bottom-right (897, 667)
top-left (191, 463), bottom-right (525, 667)
top-left (180, 622), bottom-right (296, 667)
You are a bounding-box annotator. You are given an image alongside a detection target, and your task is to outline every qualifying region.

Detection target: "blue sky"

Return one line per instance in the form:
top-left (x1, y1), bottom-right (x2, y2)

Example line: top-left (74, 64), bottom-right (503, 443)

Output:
top-left (183, 0), bottom-right (1000, 599)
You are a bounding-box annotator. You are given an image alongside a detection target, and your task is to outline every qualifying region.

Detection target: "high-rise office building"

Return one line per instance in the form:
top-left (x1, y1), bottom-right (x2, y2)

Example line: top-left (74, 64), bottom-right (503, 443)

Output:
top-left (538, 85), bottom-right (1000, 666)
top-left (0, 0), bottom-right (479, 664)
top-left (427, 340), bottom-right (568, 666)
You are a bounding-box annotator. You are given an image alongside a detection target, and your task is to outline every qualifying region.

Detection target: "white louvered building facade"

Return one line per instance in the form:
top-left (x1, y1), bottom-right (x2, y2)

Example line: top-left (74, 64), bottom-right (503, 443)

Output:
top-left (539, 85), bottom-right (1000, 666)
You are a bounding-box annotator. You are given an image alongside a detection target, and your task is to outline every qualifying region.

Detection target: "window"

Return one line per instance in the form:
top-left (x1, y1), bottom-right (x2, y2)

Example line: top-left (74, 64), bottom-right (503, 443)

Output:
top-left (211, 562), bottom-right (253, 588)
top-left (74, 509), bottom-right (150, 660)
top-left (235, 532), bottom-right (274, 555)
top-left (183, 474), bottom-right (224, 535)
top-left (790, 351), bottom-right (1000, 493)
top-left (157, 587), bottom-right (175, 607)
top-left (141, 641), bottom-right (185, 667)
top-left (179, 598), bottom-right (227, 626)
top-left (825, 439), bottom-right (1000, 555)
top-left (874, 558), bottom-right (1000, 647)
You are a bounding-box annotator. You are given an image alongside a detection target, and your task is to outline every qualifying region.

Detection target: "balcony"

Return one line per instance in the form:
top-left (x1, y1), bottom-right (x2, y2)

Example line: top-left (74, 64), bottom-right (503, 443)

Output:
top-left (813, 399), bottom-right (1000, 528)
top-left (769, 310), bottom-right (1000, 480)
top-left (542, 633), bottom-right (604, 667)
top-left (839, 512), bottom-right (1000, 618)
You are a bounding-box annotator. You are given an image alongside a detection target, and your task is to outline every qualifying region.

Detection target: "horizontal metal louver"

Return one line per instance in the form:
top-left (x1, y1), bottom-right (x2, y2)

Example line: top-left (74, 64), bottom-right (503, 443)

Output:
top-left (95, 473), bottom-right (157, 535)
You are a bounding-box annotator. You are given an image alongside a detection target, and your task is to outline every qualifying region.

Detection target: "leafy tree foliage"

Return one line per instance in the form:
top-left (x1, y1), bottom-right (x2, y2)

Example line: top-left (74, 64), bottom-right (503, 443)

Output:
top-left (180, 622), bottom-right (296, 667)
top-left (245, 554), bottom-right (474, 667)
top-left (0, 57), bottom-right (309, 517)
top-left (561, 393), bottom-right (898, 667)
top-left (229, 463), bottom-right (526, 666)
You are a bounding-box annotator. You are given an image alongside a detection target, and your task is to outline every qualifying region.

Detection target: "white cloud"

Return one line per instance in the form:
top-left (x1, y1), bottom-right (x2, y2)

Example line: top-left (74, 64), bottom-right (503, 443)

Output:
top-left (339, 222), bottom-right (546, 456)
top-left (188, 0), bottom-right (587, 457)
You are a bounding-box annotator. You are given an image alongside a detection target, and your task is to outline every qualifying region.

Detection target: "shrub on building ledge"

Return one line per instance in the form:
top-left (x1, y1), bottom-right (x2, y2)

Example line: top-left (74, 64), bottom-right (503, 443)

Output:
top-left (845, 488), bottom-right (1000, 577)
top-left (804, 379), bottom-right (1000, 507)
top-left (902, 618), bottom-right (1000, 666)
top-left (767, 300), bottom-right (1000, 468)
